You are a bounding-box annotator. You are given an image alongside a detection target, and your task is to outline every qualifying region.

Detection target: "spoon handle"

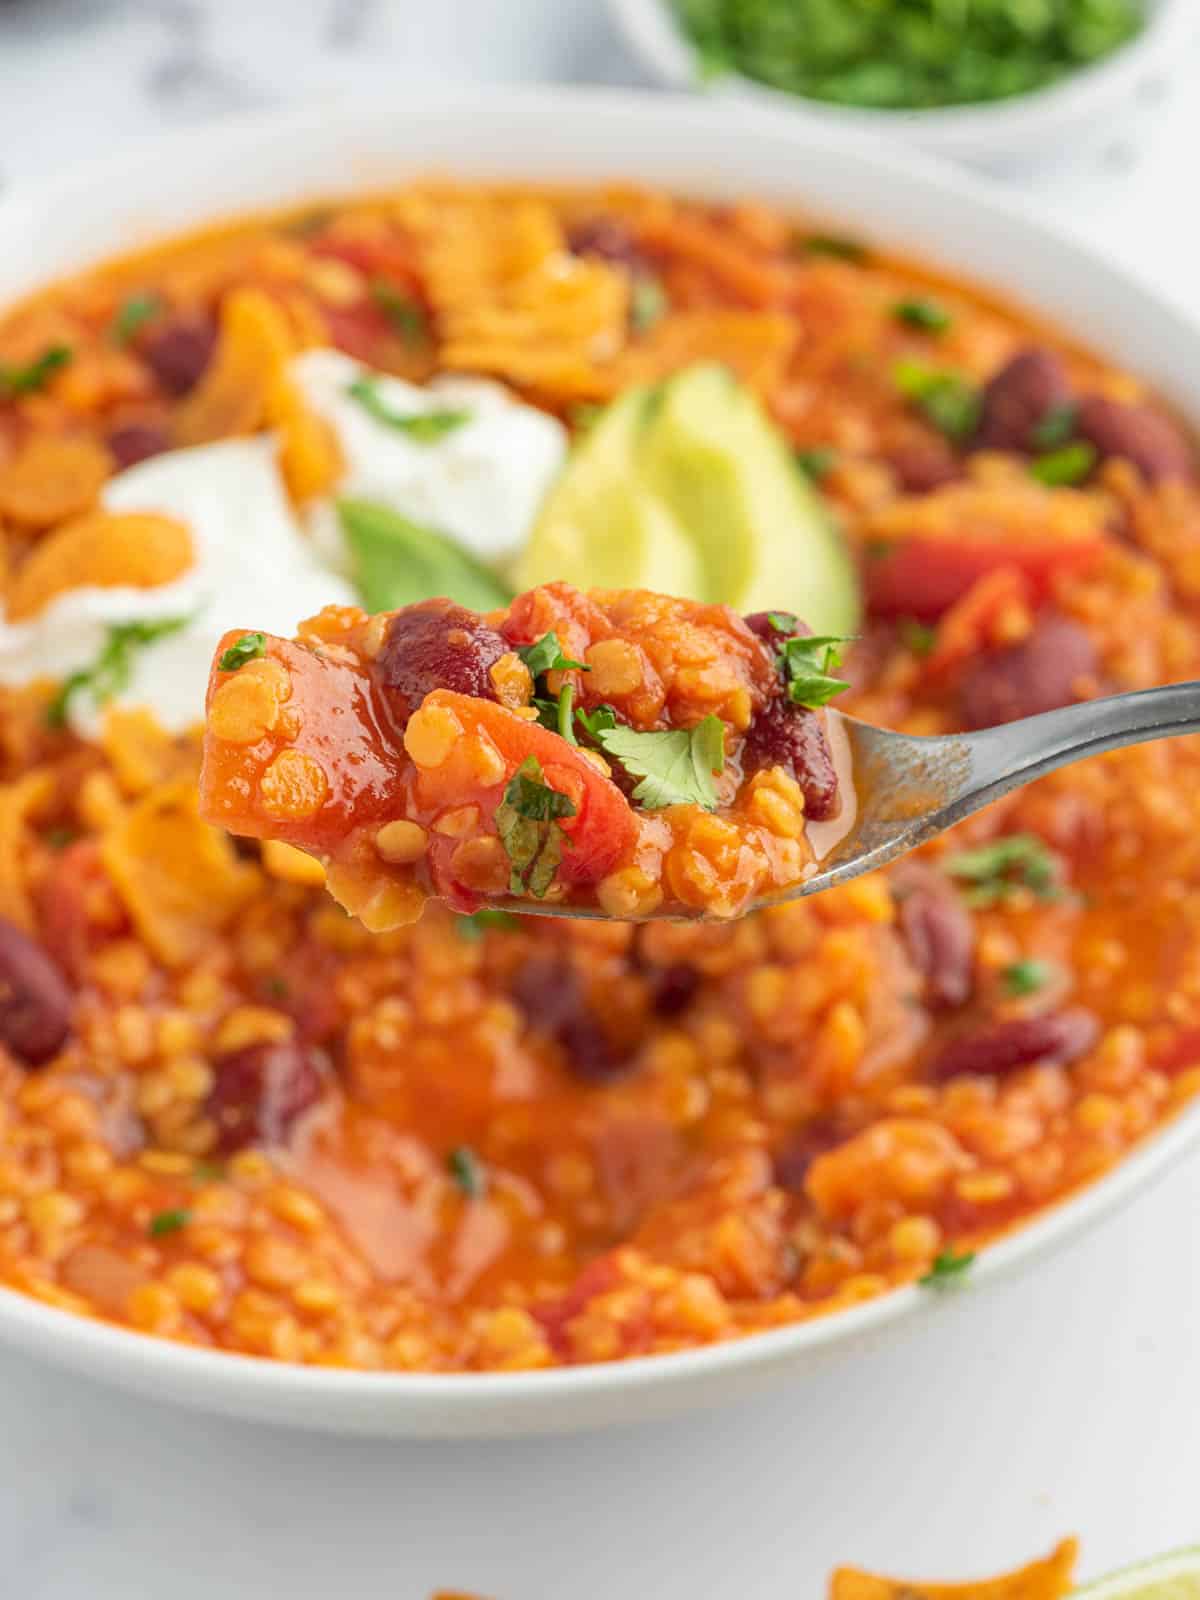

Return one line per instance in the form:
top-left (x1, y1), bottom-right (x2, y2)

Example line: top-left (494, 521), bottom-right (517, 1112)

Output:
top-left (962, 679), bottom-right (1200, 815)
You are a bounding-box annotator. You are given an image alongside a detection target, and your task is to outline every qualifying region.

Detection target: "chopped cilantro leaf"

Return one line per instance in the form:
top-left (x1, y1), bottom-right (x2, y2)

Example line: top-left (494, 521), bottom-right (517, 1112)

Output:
top-left (945, 833), bottom-right (1059, 908)
top-left (218, 632), bottom-right (267, 673)
top-left (1030, 441), bottom-right (1096, 487)
top-left (894, 297), bottom-right (953, 334)
top-left (556, 682), bottom-right (577, 743)
top-left (795, 446), bottom-right (838, 482)
top-left (596, 715), bottom-right (725, 811)
top-left (569, 402), bottom-right (604, 436)
top-left (1, 344), bottom-right (72, 398)
top-left (766, 611), bottom-right (800, 635)
top-left (369, 280), bottom-right (428, 345)
top-left (447, 1145), bottom-right (487, 1198)
top-left (264, 975), bottom-right (290, 1000)
top-left (111, 292), bottom-right (162, 345)
top-left (899, 618), bottom-right (937, 657)
top-left (148, 1208), bottom-right (191, 1238)
top-left (44, 826), bottom-right (76, 851)
top-left (494, 756), bottom-right (576, 898)
top-left (782, 634), bottom-right (852, 708)
top-left (894, 359), bottom-right (981, 443)
top-left (46, 616), bottom-right (191, 729)
top-left (456, 908), bottom-right (520, 941)
top-left (347, 378), bottom-right (470, 442)
top-left (919, 1248), bottom-right (975, 1289)
top-left (630, 276), bottom-right (669, 333)
top-left (517, 632), bottom-right (589, 679)
top-left (1031, 402), bottom-right (1078, 451)
top-left (1003, 958), bottom-right (1056, 997)
top-left (798, 233), bottom-right (868, 263)
top-left (575, 702), bottom-right (618, 741)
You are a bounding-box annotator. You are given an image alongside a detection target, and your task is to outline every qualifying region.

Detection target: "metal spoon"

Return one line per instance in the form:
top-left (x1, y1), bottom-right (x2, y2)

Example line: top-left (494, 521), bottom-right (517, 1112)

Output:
top-left (500, 680), bottom-right (1200, 920)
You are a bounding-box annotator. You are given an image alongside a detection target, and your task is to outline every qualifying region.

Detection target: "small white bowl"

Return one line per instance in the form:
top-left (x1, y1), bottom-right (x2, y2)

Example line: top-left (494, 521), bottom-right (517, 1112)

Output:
top-left (611, 0), bottom-right (1195, 172)
top-left (4, 87), bottom-right (1200, 1437)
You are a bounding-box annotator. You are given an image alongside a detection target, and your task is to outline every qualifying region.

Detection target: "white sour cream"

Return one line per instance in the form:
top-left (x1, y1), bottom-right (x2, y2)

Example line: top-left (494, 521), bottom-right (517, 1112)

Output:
top-left (290, 349), bottom-right (567, 568)
top-left (0, 437), bottom-right (356, 737)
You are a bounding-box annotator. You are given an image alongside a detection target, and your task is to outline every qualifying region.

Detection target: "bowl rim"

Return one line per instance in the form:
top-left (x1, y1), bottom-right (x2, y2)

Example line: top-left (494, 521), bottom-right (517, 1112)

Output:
top-left (2, 83), bottom-right (1199, 1433)
top-left (609, 0), bottom-right (1193, 154)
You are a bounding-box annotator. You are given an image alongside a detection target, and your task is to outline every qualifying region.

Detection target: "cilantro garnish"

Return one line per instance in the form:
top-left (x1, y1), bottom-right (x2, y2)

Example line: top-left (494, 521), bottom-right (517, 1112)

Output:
top-left (217, 632), bottom-right (267, 673)
top-left (894, 297), bottom-right (953, 334)
top-left (570, 402), bottom-right (604, 436)
top-left (456, 908), bottom-right (520, 941)
top-left (1, 344), bottom-right (72, 398)
top-left (794, 446), bottom-right (838, 482)
top-left (46, 616), bottom-right (191, 728)
top-left (781, 634), bottom-right (852, 708)
top-left (44, 826), bottom-right (76, 852)
top-left (575, 702), bottom-right (618, 741)
top-left (630, 276), bottom-right (669, 333)
top-left (595, 715), bottom-right (725, 811)
top-left (899, 618), bottom-right (937, 657)
top-left (797, 233), bottom-right (868, 263)
top-left (111, 291), bottom-right (162, 345)
top-left (919, 1248), bottom-right (975, 1289)
top-left (517, 632), bottom-right (589, 679)
top-left (1030, 441), bottom-right (1096, 488)
top-left (347, 378), bottom-right (470, 442)
top-left (894, 358), bottom-right (981, 443)
top-left (1031, 402), bottom-right (1078, 451)
top-left (1002, 958), bottom-right (1056, 997)
top-left (447, 1145), bottom-right (487, 1199)
top-left (148, 1208), bottom-right (191, 1238)
top-left (494, 756), bottom-right (577, 898)
top-left (369, 279), bottom-right (428, 346)
top-left (945, 834), bottom-right (1059, 908)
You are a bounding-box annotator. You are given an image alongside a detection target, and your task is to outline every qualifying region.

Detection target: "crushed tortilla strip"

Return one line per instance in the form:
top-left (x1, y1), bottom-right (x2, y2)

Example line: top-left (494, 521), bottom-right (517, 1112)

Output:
top-left (0, 770), bottom-right (56, 933)
top-left (98, 780), bottom-right (260, 967)
top-left (100, 706), bottom-right (194, 797)
top-left (173, 287), bottom-right (295, 446)
top-left (608, 311), bottom-right (797, 401)
top-left (830, 1539), bottom-right (1079, 1600)
top-left (268, 371), bottom-right (344, 504)
top-left (0, 435), bottom-right (113, 529)
top-left (6, 511), bottom-right (193, 621)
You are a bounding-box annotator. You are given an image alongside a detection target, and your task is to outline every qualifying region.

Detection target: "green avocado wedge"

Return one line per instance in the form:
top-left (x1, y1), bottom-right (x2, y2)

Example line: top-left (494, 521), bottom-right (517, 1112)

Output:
top-left (513, 364), bottom-right (861, 636)
top-left (511, 387), bottom-right (706, 601)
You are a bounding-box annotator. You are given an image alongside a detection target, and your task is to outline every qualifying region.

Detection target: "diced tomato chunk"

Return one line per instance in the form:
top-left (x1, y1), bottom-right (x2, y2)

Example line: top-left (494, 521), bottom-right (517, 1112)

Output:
top-left (866, 534), bottom-right (1103, 620)
top-left (924, 566), bottom-right (1033, 678)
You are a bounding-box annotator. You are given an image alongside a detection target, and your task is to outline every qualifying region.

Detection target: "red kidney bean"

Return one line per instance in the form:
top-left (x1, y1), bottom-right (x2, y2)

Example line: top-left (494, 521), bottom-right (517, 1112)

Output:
top-left (106, 422), bottom-right (170, 470)
top-left (772, 1116), bottom-right (843, 1192)
top-left (206, 1039), bottom-right (327, 1153)
top-left (565, 218), bottom-right (646, 271)
top-left (887, 440), bottom-right (963, 494)
top-left (1075, 393), bottom-right (1194, 484)
top-left (974, 348), bottom-right (1073, 453)
top-left (742, 695), bottom-right (840, 821)
top-left (893, 865), bottom-right (975, 1010)
top-left (959, 613), bottom-right (1098, 731)
top-left (376, 599), bottom-right (508, 724)
top-left (650, 963), bottom-right (701, 1018)
top-left (930, 1009), bottom-right (1099, 1083)
top-left (512, 957), bottom-right (629, 1084)
top-left (142, 315), bottom-right (217, 396)
top-left (0, 917), bottom-right (72, 1067)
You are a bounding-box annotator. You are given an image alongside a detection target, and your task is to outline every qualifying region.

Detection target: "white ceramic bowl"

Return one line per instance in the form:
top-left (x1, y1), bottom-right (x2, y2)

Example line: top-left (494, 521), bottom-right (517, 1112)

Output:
top-left (2, 87), bottom-right (1200, 1437)
top-left (611, 0), bottom-right (1195, 173)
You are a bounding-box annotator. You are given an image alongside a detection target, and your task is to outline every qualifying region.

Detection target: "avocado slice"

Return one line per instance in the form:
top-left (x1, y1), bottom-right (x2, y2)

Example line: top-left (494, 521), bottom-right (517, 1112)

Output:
top-left (514, 364), bottom-right (860, 637)
top-left (512, 387), bottom-right (706, 601)
top-left (638, 364), bottom-right (861, 635)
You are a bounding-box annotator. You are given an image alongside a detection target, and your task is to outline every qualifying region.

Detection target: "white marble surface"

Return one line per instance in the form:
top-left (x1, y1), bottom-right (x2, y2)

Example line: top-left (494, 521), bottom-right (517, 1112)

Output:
top-left (4, 3), bottom-right (1200, 1596)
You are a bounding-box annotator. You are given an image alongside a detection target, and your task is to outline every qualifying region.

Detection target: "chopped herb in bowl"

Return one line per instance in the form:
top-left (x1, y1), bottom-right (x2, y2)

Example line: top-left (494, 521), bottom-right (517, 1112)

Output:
top-left (669, 0), bottom-right (1146, 112)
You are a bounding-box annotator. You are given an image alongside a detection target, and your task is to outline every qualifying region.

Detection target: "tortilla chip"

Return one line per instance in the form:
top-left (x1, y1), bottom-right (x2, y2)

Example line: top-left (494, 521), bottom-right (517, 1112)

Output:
top-left (99, 780), bottom-right (260, 967)
top-left (830, 1539), bottom-right (1079, 1600)
top-left (173, 287), bottom-right (295, 446)
top-left (0, 435), bottom-right (112, 529)
top-left (7, 511), bottom-right (193, 620)
top-left (0, 770), bottom-right (56, 932)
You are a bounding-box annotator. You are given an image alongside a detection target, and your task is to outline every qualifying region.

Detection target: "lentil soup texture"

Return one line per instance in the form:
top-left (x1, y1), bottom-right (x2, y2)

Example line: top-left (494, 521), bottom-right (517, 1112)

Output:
top-left (1, 183), bottom-right (1200, 1372)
